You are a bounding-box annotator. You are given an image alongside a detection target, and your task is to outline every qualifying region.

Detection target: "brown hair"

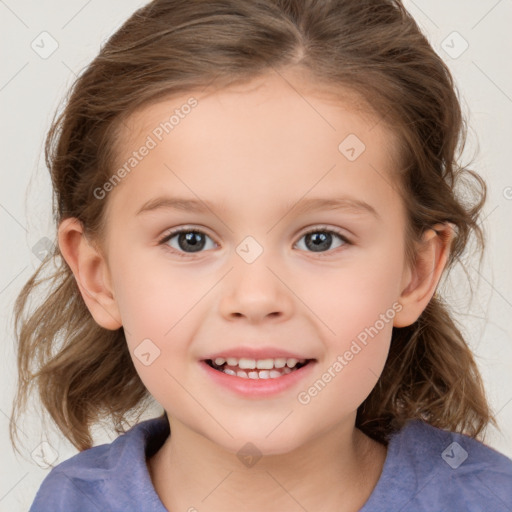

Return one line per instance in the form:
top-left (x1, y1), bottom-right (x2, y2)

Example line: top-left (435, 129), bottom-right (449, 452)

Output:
top-left (11, 0), bottom-right (495, 452)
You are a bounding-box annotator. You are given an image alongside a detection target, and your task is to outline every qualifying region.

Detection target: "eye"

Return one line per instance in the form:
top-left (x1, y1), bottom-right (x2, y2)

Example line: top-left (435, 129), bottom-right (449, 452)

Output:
top-left (158, 226), bottom-right (351, 257)
top-left (159, 228), bottom-right (217, 256)
top-left (294, 227), bottom-right (350, 254)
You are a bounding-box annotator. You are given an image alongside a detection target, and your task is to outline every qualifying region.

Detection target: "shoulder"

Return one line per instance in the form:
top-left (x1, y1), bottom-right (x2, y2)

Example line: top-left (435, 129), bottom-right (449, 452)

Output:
top-left (362, 420), bottom-right (512, 512)
top-left (29, 415), bottom-right (169, 512)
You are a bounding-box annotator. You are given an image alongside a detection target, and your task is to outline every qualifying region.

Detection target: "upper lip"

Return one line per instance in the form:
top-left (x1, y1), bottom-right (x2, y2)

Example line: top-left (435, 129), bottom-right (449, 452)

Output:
top-left (203, 347), bottom-right (314, 361)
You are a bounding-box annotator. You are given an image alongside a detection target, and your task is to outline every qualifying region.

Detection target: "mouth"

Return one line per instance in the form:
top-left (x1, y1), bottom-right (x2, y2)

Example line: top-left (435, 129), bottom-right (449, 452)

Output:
top-left (204, 357), bottom-right (314, 379)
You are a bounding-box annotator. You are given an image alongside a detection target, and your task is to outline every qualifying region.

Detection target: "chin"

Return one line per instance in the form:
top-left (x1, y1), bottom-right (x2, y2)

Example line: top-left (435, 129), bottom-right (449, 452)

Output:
top-left (208, 427), bottom-right (308, 459)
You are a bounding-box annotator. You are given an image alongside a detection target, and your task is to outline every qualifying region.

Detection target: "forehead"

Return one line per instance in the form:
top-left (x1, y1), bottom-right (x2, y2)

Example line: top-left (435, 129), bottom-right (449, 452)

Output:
top-left (118, 71), bottom-right (399, 158)
top-left (106, 72), bottom-right (403, 219)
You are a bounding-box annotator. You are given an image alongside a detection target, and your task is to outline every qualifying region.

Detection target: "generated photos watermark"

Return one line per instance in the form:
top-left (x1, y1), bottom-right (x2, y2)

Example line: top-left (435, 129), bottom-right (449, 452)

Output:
top-left (297, 301), bottom-right (403, 405)
top-left (93, 97), bottom-right (198, 200)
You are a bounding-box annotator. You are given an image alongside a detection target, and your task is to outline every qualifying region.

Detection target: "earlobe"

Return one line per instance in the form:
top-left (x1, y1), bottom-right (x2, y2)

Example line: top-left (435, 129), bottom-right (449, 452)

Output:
top-left (393, 223), bottom-right (454, 328)
top-left (58, 217), bottom-right (122, 330)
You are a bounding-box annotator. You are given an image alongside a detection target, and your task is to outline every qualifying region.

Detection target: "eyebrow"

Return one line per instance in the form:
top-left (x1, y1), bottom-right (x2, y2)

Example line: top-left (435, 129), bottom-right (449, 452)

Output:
top-left (136, 195), bottom-right (379, 218)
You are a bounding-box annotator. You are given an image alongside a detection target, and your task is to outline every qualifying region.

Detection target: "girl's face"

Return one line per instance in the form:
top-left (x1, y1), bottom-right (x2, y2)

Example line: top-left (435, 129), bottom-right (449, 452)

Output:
top-left (102, 72), bottom-right (411, 454)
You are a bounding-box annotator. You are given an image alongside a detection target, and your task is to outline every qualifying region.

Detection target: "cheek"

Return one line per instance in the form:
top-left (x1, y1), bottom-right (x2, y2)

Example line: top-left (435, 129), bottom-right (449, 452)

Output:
top-left (107, 245), bottom-right (210, 396)
top-left (296, 274), bottom-right (399, 419)
top-left (109, 243), bottom-right (208, 340)
top-left (303, 243), bottom-right (405, 343)
top-left (295, 240), bottom-right (404, 407)
top-left (295, 332), bottom-right (390, 430)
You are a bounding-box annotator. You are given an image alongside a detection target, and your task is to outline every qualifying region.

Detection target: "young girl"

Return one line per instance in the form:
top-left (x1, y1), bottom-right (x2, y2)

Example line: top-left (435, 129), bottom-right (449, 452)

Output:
top-left (11, 0), bottom-right (512, 510)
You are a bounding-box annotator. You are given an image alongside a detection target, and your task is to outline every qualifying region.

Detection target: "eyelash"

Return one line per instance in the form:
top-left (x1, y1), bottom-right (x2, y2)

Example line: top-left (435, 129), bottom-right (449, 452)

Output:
top-left (158, 225), bottom-right (352, 259)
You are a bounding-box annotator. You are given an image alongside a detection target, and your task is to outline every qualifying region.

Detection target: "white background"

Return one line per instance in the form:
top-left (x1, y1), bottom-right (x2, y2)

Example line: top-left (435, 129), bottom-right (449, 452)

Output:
top-left (1, 0), bottom-right (511, 510)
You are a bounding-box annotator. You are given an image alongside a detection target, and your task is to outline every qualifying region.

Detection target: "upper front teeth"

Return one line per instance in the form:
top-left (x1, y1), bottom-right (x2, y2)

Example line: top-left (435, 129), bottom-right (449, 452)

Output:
top-left (214, 357), bottom-right (304, 369)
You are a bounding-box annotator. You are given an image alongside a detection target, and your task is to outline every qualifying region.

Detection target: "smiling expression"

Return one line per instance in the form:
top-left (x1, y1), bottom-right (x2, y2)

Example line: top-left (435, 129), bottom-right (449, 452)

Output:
top-left (97, 70), bottom-right (411, 454)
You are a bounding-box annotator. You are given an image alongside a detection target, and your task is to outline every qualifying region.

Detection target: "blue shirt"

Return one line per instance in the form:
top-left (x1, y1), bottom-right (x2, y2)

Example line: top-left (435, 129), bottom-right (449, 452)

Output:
top-left (30, 416), bottom-right (512, 511)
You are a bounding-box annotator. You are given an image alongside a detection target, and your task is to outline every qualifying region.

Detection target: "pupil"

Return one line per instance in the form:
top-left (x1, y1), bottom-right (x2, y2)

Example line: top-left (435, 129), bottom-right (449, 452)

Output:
top-left (306, 232), bottom-right (331, 252)
top-left (179, 232), bottom-right (205, 252)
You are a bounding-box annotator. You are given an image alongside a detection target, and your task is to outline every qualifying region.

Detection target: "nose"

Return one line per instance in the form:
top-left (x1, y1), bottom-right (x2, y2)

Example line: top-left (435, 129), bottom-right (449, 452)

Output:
top-left (218, 255), bottom-right (294, 324)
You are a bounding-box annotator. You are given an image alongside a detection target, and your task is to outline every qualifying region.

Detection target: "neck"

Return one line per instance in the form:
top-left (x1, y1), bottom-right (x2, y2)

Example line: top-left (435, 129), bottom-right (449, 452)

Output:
top-left (147, 416), bottom-right (387, 512)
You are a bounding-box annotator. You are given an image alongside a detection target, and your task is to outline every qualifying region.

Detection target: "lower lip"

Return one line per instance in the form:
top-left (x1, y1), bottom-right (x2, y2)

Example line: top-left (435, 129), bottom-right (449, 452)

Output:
top-left (199, 360), bottom-right (316, 398)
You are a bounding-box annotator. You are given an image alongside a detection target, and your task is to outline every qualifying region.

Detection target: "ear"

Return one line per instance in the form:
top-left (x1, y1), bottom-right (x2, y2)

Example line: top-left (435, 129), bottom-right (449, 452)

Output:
top-left (58, 217), bottom-right (122, 330)
top-left (393, 223), bottom-right (455, 328)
